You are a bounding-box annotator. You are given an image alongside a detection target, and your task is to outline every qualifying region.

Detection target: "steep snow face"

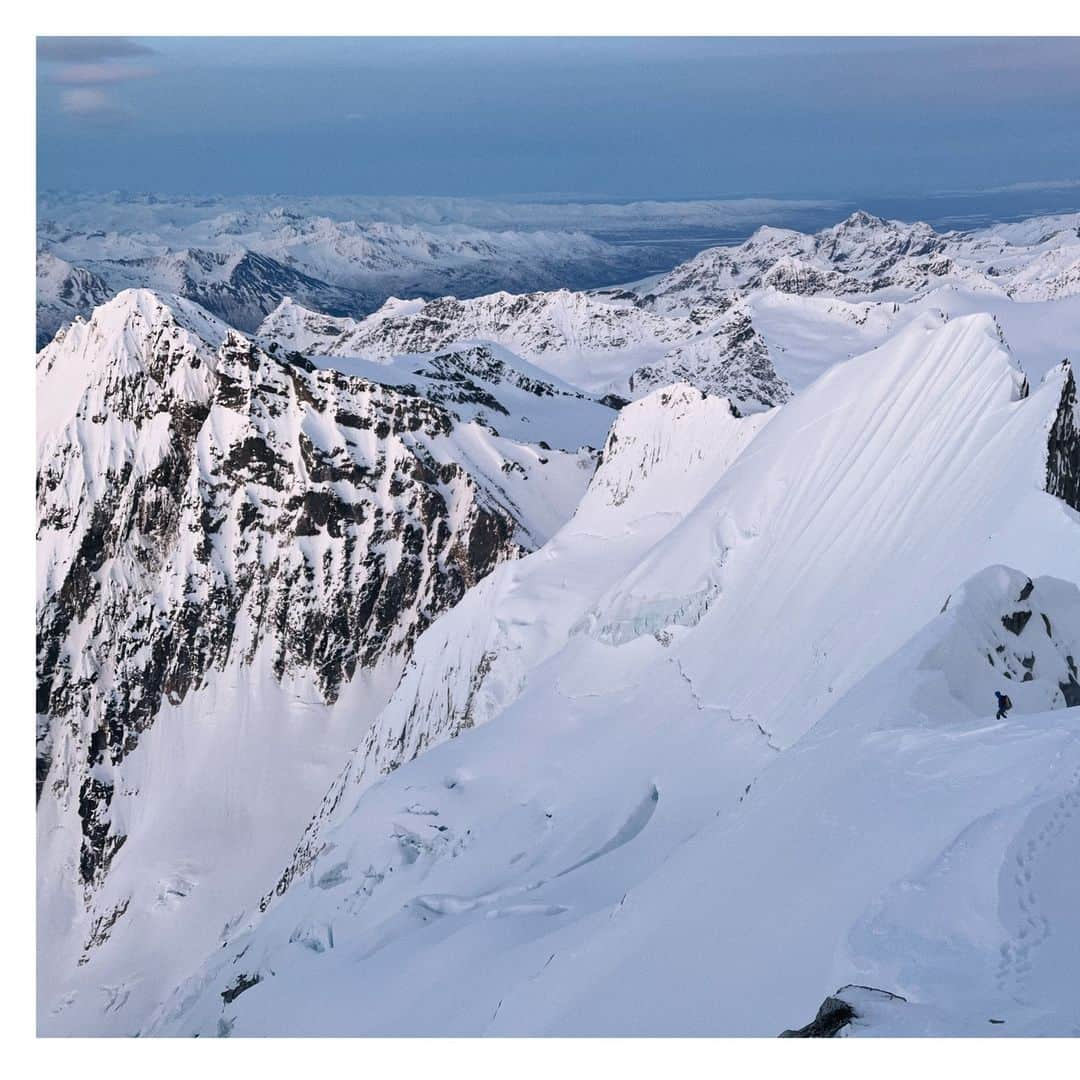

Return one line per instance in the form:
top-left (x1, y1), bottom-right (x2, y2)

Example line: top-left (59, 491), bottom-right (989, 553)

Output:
top-left (138, 315), bottom-right (1080, 1037)
top-left (36, 289), bottom-right (608, 1034)
top-left (258, 386), bottom-right (773, 904)
top-left (745, 284), bottom-right (1080, 393)
top-left (257, 290), bottom-right (791, 412)
top-left (582, 314), bottom-right (1077, 746)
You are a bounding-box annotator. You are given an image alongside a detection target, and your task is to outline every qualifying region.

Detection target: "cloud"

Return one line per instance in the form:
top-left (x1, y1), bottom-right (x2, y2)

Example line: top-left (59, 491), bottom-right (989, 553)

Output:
top-left (51, 63), bottom-right (155, 85)
top-left (37, 37), bottom-right (154, 64)
top-left (986, 178), bottom-right (1080, 194)
top-left (58, 88), bottom-right (114, 115)
top-left (39, 37), bottom-right (158, 122)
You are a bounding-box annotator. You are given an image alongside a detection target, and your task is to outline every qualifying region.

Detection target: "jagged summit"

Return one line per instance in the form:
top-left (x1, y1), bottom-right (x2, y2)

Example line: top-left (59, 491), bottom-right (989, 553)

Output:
top-left (36, 290), bottom-right (609, 1025)
top-left (36, 288), bottom-right (231, 440)
top-left (834, 208), bottom-right (891, 230)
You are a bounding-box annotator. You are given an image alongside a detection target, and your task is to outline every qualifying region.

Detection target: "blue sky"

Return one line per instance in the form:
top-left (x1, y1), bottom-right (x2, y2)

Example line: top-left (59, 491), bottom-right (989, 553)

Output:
top-left (36, 37), bottom-right (1080, 199)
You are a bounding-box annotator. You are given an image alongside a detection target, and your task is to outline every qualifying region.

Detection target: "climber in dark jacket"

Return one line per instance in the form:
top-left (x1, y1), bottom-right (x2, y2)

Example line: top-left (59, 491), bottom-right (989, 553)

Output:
top-left (995, 691), bottom-right (1012, 720)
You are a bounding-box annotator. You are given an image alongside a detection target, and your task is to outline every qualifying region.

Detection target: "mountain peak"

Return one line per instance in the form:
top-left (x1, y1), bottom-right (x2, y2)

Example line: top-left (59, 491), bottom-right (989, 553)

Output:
top-left (837, 209), bottom-right (889, 230)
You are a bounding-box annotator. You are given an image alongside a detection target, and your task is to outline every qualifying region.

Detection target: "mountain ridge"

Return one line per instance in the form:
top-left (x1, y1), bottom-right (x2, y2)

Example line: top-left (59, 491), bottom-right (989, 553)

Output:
top-left (35, 208), bottom-right (1080, 1037)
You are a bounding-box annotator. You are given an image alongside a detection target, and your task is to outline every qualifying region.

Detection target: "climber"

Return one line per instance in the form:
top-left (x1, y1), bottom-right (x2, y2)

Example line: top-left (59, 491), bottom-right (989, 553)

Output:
top-left (995, 690), bottom-right (1012, 720)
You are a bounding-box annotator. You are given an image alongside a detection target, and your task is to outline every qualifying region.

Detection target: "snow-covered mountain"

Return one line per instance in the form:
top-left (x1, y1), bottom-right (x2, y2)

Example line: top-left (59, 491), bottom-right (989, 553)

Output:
top-left (36, 207), bottom-right (1080, 1038)
top-left (637, 209), bottom-right (1080, 309)
top-left (71, 247), bottom-right (376, 333)
top-left (257, 289), bottom-right (790, 411)
top-left (123, 312), bottom-right (1080, 1038)
top-left (36, 206), bottom-right (670, 340)
top-left (39, 203), bottom-right (1080, 406)
top-left (249, 210), bottom-right (1080, 407)
top-left (36, 289), bottom-right (611, 1031)
top-left (36, 251), bottom-right (112, 349)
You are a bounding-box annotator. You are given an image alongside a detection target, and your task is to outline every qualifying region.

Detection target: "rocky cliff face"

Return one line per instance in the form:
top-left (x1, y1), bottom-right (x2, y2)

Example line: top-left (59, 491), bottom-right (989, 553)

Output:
top-left (626, 302), bottom-right (787, 407)
top-left (1046, 362), bottom-right (1080, 512)
top-left (37, 289), bottom-right (595, 893)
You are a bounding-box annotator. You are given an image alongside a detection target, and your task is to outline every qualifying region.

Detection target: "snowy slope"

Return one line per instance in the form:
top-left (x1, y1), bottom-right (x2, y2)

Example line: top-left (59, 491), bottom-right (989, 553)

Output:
top-left (260, 385), bottom-right (774, 904)
top-left (36, 206), bottom-right (1080, 1039)
top-left (144, 569), bottom-right (1080, 1037)
top-left (35, 289), bottom-right (610, 1035)
top-left (133, 314), bottom-right (1080, 1037)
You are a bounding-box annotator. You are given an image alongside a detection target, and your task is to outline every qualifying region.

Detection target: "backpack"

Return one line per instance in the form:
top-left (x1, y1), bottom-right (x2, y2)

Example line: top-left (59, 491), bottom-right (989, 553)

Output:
top-left (1001, 695), bottom-right (1012, 710)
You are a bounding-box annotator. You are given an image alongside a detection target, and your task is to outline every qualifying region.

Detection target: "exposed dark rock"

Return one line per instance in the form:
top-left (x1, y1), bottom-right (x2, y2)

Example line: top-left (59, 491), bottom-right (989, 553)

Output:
top-left (779, 996), bottom-right (857, 1038)
top-left (1060, 676), bottom-right (1080, 707)
top-left (221, 972), bottom-right (262, 1005)
top-left (1046, 364), bottom-right (1080, 511)
top-left (37, 308), bottom-right (530, 894)
top-left (1002, 610), bottom-right (1033, 636)
top-left (780, 985), bottom-right (907, 1038)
